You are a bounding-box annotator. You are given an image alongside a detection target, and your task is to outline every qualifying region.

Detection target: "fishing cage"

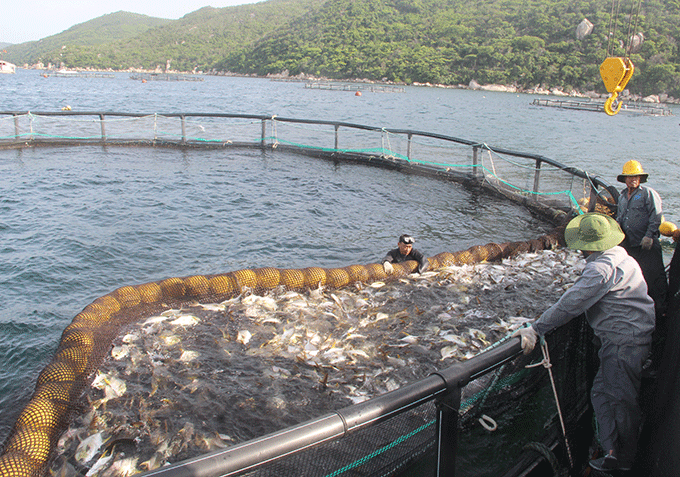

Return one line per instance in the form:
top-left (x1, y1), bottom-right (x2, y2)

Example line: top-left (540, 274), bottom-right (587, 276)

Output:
top-left (0, 111), bottom-right (612, 477)
top-left (0, 111), bottom-right (617, 221)
top-left (132, 315), bottom-right (595, 477)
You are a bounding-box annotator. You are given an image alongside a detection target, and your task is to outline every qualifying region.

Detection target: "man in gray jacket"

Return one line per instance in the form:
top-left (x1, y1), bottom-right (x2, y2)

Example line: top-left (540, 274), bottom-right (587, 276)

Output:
top-left (616, 159), bottom-right (667, 315)
top-left (514, 212), bottom-right (655, 472)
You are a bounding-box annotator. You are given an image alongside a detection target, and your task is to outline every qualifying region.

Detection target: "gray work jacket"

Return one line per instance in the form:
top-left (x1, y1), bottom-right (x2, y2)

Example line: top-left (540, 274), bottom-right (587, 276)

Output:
top-left (617, 185), bottom-right (663, 247)
top-left (533, 246), bottom-right (655, 345)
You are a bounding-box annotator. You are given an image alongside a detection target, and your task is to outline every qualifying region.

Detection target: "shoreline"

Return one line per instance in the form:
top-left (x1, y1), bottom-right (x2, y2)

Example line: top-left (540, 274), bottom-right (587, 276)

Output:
top-left (19, 64), bottom-right (680, 106)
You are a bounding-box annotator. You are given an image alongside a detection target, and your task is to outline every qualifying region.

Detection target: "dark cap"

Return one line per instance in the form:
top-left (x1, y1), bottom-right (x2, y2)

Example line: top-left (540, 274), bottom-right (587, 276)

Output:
top-left (399, 234), bottom-right (415, 244)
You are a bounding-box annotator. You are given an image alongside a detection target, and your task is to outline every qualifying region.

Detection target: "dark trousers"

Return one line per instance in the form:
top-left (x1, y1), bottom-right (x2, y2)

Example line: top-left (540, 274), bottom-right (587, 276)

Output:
top-left (623, 241), bottom-right (668, 364)
top-left (592, 340), bottom-right (650, 467)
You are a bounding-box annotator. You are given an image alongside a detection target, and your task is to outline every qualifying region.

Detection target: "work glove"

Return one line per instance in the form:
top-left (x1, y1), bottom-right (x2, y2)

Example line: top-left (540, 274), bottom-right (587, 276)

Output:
top-left (383, 261), bottom-right (394, 274)
top-left (641, 236), bottom-right (653, 250)
top-left (512, 326), bottom-right (538, 355)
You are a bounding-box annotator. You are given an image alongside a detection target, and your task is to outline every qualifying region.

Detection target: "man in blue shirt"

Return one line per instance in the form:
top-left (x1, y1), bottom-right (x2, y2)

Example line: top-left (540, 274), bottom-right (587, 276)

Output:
top-left (514, 212), bottom-right (655, 472)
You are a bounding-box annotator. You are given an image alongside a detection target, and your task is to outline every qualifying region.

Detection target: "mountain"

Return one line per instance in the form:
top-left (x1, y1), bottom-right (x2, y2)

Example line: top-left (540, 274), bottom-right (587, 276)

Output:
top-left (215, 0), bottom-right (680, 97)
top-left (3, 0), bottom-right (319, 72)
top-left (3, 12), bottom-right (172, 68)
top-left (3, 0), bottom-right (680, 97)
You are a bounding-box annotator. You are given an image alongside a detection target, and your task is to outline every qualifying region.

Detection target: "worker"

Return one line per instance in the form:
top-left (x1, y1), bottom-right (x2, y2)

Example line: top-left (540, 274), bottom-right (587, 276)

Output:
top-left (616, 160), bottom-right (668, 372)
top-left (616, 159), bottom-right (667, 314)
top-left (382, 234), bottom-right (429, 274)
top-left (514, 212), bottom-right (655, 472)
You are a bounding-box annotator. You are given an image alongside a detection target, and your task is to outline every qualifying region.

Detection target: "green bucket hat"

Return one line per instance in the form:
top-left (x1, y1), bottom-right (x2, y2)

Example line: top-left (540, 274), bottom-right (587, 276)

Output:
top-left (564, 213), bottom-right (625, 251)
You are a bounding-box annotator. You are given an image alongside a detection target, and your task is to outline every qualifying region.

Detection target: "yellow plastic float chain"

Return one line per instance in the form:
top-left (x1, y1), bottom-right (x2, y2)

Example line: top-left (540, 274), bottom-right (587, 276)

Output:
top-left (600, 57), bottom-right (635, 116)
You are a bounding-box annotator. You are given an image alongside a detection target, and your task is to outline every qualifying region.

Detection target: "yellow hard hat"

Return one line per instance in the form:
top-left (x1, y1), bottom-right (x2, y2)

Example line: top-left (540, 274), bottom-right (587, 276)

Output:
top-left (617, 160), bottom-right (648, 183)
top-left (660, 221), bottom-right (678, 237)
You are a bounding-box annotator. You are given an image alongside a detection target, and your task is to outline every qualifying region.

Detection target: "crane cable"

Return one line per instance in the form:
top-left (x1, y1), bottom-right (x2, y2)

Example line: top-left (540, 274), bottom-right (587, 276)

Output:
top-left (601, 0), bottom-right (643, 115)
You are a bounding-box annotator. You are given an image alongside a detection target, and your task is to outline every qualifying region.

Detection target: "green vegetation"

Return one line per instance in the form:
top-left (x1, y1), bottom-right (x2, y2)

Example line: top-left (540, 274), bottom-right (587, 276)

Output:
top-left (4, 0), bottom-right (680, 96)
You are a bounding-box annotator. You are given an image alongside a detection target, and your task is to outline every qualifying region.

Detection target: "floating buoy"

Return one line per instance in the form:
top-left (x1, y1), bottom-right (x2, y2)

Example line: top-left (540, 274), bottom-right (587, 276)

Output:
top-left (659, 221), bottom-right (678, 237)
top-left (355, 91), bottom-right (361, 96)
top-left (61, 105), bottom-right (71, 111)
top-left (43, 74), bottom-right (48, 78)
top-left (142, 79), bottom-right (147, 83)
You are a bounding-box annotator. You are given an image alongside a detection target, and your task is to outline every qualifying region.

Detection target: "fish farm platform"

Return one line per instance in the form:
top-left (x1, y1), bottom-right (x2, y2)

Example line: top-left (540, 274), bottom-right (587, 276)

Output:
top-left (531, 98), bottom-right (673, 116)
top-left (304, 81), bottom-right (405, 93)
top-left (129, 73), bottom-right (204, 81)
top-left (40, 71), bottom-right (115, 78)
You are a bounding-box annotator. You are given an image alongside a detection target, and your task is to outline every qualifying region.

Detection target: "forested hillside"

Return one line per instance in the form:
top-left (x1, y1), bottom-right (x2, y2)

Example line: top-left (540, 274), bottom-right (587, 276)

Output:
top-left (3, 12), bottom-right (172, 66)
top-left (4, 0), bottom-right (680, 96)
top-left (216, 0), bottom-right (680, 96)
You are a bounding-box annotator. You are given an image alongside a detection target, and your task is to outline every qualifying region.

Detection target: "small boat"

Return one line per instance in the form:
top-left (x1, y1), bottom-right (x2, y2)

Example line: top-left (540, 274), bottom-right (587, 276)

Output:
top-left (0, 60), bottom-right (16, 74)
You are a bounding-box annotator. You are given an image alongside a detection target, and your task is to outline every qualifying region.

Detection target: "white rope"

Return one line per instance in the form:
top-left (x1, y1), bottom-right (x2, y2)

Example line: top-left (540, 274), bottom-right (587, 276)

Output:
top-left (526, 339), bottom-right (574, 468)
top-left (479, 414), bottom-right (498, 431)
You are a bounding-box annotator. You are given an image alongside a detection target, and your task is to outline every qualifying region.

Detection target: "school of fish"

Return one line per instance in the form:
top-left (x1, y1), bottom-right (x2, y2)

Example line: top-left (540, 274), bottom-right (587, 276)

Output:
top-left (48, 248), bottom-right (585, 476)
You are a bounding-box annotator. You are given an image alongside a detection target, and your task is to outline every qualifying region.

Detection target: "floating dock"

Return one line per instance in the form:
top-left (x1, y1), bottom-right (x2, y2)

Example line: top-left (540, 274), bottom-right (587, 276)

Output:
top-left (129, 73), bottom-right (204, 82)
top-left (40, 71), bottom-right (115, 78)
top-left (304, 81), bottom-right (405, 93)
top-left (531, 98), bottom-right (673, 116)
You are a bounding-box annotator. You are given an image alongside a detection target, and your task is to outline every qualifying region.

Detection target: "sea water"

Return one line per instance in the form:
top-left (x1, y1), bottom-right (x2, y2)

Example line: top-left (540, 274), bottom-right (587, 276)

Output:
top-left (0, 69), bottom-right (678, 444)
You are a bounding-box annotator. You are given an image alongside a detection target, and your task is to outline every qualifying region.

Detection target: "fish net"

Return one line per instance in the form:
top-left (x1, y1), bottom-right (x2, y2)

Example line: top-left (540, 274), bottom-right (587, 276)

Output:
top-left (0, 224), bottom-right (598, 477)
top-left (0, 112), bottom-right (616, 476)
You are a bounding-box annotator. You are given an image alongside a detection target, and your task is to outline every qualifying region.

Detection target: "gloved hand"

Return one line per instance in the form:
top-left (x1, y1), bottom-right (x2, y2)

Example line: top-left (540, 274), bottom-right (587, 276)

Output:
top-left (512, 326), bottom-right (538, 355)
top-left (641, 236), bottom-right (653, 250)
top-left (383, 261), bottom-right (394, 274)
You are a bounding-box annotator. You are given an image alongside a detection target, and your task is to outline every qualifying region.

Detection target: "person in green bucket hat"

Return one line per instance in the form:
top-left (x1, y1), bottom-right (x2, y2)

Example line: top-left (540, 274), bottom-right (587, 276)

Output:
top-left (513, 212), bottom-right (655, 473)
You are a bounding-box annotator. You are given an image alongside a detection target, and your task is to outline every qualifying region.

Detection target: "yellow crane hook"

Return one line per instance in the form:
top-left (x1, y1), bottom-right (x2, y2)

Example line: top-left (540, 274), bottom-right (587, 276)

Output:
top-left (600, 57), bottom-right (635, 115)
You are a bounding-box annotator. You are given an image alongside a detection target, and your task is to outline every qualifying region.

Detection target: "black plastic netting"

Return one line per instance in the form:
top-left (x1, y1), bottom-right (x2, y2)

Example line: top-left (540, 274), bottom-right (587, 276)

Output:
top-left (225, 317), bottom-right (595, 477)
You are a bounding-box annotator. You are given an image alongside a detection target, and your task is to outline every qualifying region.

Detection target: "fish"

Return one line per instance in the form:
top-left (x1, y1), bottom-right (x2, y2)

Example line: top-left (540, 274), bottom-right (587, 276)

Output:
top-left (237, 330), bottom-right (252, 345)
top-left (169, 314), bottom-right (200, 327)
top-left (51, 247), bottom-right (585, 475)
top-left (75, 432), bottom-right (107, 464)
top-left (178, 350), bottom-right (200, 362)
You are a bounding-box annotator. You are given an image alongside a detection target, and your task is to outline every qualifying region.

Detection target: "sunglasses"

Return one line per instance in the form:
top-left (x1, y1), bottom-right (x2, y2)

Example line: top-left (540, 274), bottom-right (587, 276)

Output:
top-left (400, 237), bottom-right (415, 244)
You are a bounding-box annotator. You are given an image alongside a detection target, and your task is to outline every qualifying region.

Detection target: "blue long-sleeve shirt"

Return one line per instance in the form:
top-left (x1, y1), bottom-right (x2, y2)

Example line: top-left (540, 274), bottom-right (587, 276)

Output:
top-left (617, 185), bottom-right (663, 247)
top-left (532, 246), bottom-right (655, 345)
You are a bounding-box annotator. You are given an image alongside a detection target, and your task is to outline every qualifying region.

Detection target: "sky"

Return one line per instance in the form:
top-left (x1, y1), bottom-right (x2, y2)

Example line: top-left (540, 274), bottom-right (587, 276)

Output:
top-left (0, 0), bottom-right (263, 45)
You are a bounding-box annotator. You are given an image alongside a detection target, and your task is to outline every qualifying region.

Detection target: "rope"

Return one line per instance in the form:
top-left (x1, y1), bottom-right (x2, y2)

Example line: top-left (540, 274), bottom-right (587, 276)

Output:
top-left (525, 339), bottom-right (574, 468)
top-left (625, 0), bottom-right (644, 58)
top-left (606, 0), bottom-right (620, 57)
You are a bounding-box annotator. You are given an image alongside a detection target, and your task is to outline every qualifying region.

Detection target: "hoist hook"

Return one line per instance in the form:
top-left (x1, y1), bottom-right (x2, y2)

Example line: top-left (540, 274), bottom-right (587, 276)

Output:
top-left (600, 57), bottom-right (635, 116)
top-left (604, 92), bottom-right (623, 116)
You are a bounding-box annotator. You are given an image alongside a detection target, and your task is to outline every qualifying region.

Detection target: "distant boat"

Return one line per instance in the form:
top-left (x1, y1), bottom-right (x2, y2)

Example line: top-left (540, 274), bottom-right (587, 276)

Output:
top-left (0, 60), bottom-right (16, 74)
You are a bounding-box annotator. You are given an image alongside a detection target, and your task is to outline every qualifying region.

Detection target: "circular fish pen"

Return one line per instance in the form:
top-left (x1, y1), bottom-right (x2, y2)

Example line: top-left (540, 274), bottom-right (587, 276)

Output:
top-left (0, 112), bottom-right (618, 477)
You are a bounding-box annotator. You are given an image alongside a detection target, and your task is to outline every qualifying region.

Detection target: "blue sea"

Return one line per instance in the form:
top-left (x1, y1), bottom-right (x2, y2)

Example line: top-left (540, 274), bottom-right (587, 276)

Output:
top-left (0, 69), bottom-right (678, 445)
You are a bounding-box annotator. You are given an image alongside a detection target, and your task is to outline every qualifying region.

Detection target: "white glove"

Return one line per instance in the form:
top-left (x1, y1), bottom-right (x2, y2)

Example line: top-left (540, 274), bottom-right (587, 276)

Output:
top-left (383, 261), bottom-right (394, 274)
top-left (512, 326), bottom-right (538, 355)
top-left (641, 236), bottom-right (653, 250)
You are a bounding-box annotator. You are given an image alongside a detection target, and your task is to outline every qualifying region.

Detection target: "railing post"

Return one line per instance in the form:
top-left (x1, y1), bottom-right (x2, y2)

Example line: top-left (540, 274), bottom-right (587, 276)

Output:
top-left (261, 119), bottom-right (267, 148)
top-left (407, 132), bottom-right (412, 160)
top-left (472, 146), bottom-right (480, 180)
top-left (181, 115), bottom-right (187, 144)
top-left (435, 388), bottom-right (461, 477)
top-left (13, 114), bottom-right (19, 141)
top-left (99, 114), bottom-right (106, 143)
top-left (588, 183), bottom-right (599, 212)
top-left (334, 124), bottom-right (339, 150)
top-left (533, 159), bottom-right (542, 200)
